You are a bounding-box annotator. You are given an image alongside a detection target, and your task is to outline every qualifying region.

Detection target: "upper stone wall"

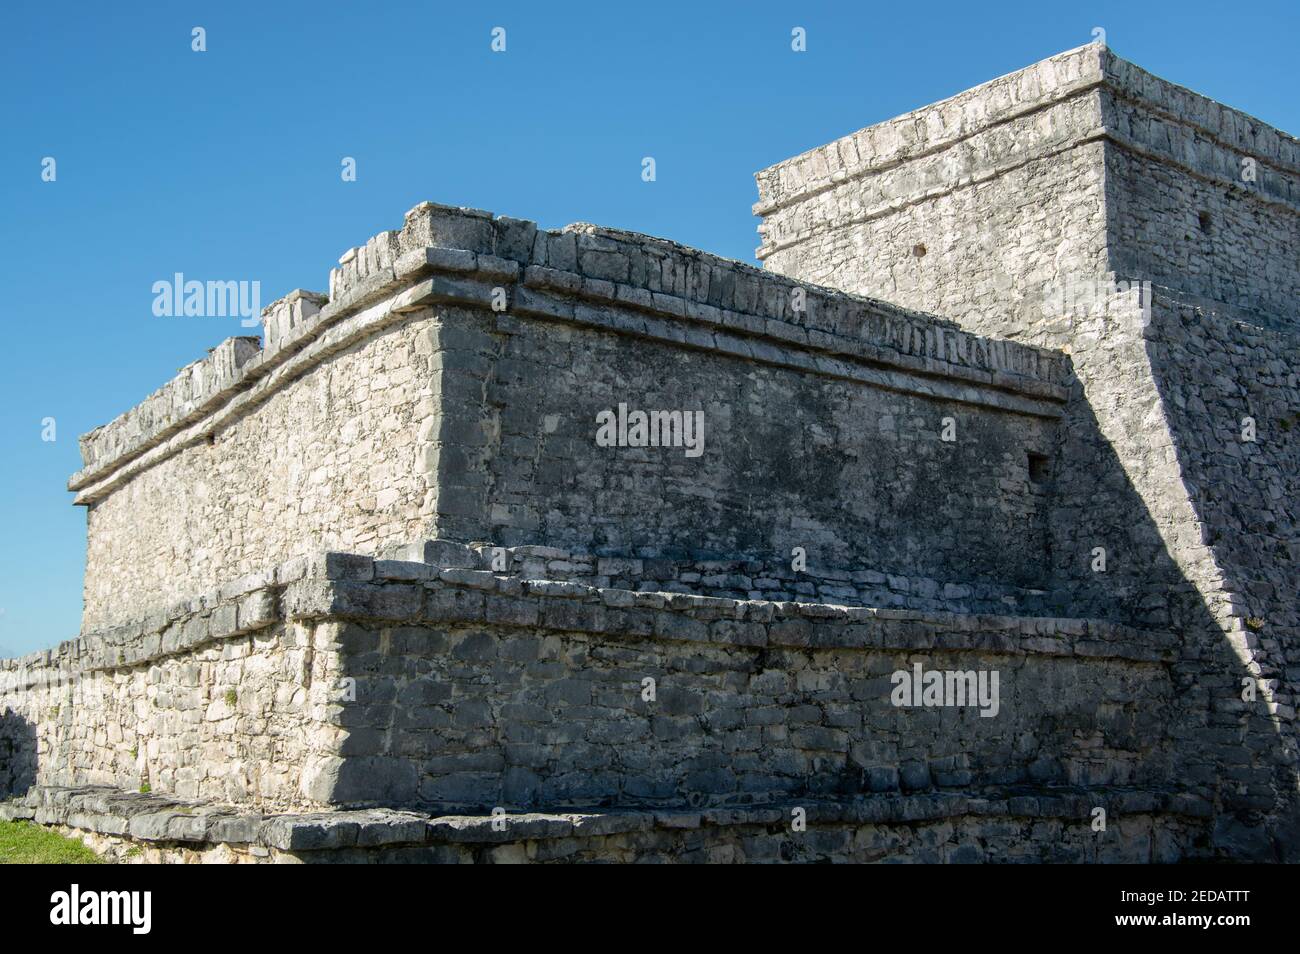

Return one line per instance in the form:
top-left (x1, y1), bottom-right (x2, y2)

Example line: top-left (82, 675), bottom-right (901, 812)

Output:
top-left (754, 43), bottom-right (1300, 333)
top-left (755, 45), bottom-right (1299, 223)
top-left (1102, 67), bottom-right (1300, 323)
top-left (72, 202), bottom-right (1065, 493)
top-left (754, 44), bottom-right (1107, 238)
top-left (753, 44), bottom-right (1111, 340)
top-left (428, 301), bottom-right (1058, 595)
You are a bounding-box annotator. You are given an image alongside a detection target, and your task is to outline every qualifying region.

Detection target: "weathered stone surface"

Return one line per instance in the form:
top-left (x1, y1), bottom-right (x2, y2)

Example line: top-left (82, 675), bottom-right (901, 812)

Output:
top-left (2, 44), bottom-right (1296, 862)
top-left (3, 783), bottom-right (1211, 864)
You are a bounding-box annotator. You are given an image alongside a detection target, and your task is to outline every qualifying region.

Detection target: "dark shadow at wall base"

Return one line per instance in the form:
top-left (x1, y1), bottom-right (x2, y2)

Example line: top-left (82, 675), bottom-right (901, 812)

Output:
top-left (0, 708), bottom-right (38, 799)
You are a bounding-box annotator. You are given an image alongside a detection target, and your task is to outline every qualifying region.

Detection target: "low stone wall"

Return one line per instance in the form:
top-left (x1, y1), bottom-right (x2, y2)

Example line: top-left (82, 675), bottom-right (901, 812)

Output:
top-left (0, 622), bottom-right (335, 809)
top-left (303, 579), bottom-right (1176, 812)
top-left (7, 542), bottom-right (1290, 858)
top-left (3, 784), bottom-right (1210, 864)
top-left (3, 543), bottom-right (1178, 815)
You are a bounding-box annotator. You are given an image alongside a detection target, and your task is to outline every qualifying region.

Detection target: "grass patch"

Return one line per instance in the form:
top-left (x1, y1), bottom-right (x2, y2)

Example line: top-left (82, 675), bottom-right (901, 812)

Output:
top-left (0, 819), bottom-right (103, 864)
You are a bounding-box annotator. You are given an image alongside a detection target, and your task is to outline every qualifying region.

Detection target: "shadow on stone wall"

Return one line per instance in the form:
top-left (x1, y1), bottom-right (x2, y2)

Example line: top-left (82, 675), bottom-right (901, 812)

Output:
top-left (303, 303), bottom-right (1294, 860)
top-left (305, 335), bottom-right (1296, 859)
top-left (1142, 301), bottom-right (1300, 860)
top-left (1045, 313), bottom-right (1299, 861)
top-left (0, 708), bottom-right (38, 799)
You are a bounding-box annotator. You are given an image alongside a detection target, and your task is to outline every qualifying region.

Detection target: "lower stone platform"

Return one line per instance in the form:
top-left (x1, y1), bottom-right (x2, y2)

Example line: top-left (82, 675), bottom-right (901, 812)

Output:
top-left (4, 784), bottom-right (1211, 863)
top-left (3, 540), bottom-right (1288, 860)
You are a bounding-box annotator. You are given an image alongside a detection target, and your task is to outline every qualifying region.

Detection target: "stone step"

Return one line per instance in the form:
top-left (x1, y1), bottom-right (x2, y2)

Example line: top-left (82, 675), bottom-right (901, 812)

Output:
top-left (376, 538), bottom-right (1061, 617)
top-left (3, 784), bottom-right (1213, 864)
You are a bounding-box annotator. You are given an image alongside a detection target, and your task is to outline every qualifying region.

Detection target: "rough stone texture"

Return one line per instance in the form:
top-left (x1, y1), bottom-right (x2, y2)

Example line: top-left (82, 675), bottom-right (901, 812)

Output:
top-left (70, 203), bottom-right (1065, 630)
top-left (5, 785), bottom-right (1207, 864)
top-left (755, 42), bottom-right (1299, 860)
top-left (0, 553), bottom-right (1180, 815)
top-left (77, 317), bottom-right (438, 632)
top-left (754, 43), bottom-right (1300, 335)
top-left (2, 44), bottom-right (1296, 861)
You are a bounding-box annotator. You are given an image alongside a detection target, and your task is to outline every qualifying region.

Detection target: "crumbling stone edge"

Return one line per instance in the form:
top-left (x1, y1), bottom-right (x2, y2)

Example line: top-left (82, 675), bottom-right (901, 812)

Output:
top-left (0, 541), bottom-right (1178, 684)
top-left (2, 783), bottom-right (1211, 858)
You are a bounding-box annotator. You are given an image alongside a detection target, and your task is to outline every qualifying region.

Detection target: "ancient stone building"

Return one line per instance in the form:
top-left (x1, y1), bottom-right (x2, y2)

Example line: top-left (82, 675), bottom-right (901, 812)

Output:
top-left (2, 43), bottom-right (1296, 862)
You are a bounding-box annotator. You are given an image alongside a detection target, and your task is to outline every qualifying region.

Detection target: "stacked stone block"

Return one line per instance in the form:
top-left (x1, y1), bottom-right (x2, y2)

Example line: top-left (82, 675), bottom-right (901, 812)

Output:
top-left (754, 42), bottom-right (1300, 857)
top-left (2, 44), bottom-right (1296, 861)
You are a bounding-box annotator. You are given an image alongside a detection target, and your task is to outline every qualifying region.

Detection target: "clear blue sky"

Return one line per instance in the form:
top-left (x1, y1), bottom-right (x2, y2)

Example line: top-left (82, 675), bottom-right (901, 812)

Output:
top-left (1, 0), bottom-right (1296, 656)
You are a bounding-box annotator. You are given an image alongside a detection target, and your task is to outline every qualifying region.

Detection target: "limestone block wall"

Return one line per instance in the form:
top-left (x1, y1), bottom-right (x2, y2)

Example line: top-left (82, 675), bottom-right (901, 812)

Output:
top-left (433, 304), bottom-right (1057, 590)
top-left (0, 575), bottom-right (340, 810)
top-left (69, 202), bottom-right (1067, 635)
top-left (1142, 295), bottom-right (1299, 640)
top-left (0, 547), bottom-right (1187, 821)
top-left (323, 597), bottom-right (1177, 813)
top-left (1141, 293), bottom-right (1300, 821)
top-left (78, 317), bottom-right (438, 631)
top-left (753, 44), bottom-right (1112, 344)
top-left (1101, 56), bottom-right (1300, 325)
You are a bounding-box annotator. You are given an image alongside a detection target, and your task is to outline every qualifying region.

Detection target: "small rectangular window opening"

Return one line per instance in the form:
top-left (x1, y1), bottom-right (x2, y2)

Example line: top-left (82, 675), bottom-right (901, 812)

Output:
top-left (1027, 452), bottom-right (1051, 484)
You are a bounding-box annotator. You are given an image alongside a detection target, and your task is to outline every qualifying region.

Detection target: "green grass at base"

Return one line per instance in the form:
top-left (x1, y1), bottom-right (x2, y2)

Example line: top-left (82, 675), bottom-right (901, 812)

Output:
top-left (0, 819), bottom-right (103, 864)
